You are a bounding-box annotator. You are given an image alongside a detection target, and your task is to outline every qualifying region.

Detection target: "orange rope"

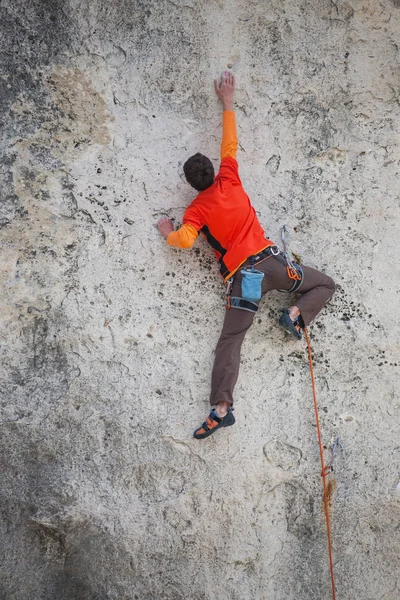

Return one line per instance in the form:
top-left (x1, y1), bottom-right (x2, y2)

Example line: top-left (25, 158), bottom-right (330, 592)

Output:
top-left (304, 327), bottom-right (337, 600)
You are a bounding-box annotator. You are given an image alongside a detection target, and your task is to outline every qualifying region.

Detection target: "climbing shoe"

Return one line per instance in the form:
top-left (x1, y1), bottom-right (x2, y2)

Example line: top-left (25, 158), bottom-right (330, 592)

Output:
top-left (279, 309), bottom-right (302, 340)
top-left (193, 408), bottom-right (235, 440)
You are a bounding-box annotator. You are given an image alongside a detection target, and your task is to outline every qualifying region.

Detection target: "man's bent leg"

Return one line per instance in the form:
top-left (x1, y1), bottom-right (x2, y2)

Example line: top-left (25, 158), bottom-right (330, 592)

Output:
top-left (256, 255), bottom-right (334, 335)
top-left (293, 266), bottom-right (335, 326)
top-left (209, 307), bottom-right (255, 407)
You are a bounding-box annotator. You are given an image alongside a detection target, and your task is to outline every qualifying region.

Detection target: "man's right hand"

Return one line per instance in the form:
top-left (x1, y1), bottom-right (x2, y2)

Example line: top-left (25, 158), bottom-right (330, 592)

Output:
top-left (214, 70), bottom-right (235, 111)
top-left (157, 217), bottom-right (174, 239)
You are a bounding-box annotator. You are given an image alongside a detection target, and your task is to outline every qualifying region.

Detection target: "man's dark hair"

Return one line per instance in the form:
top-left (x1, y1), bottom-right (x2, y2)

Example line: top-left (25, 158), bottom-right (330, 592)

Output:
top-left (183, 153), bottom-right (215, 191)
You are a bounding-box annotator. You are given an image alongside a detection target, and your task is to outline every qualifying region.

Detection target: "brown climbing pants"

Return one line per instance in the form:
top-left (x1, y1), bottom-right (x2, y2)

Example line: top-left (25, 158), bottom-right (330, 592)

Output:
top-left (209, 255), bottom-right (335, 406)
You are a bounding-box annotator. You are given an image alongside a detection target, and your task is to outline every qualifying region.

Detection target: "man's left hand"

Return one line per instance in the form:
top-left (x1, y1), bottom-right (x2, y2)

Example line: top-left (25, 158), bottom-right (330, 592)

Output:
top-left (157, 217), bottom-right (174, 238)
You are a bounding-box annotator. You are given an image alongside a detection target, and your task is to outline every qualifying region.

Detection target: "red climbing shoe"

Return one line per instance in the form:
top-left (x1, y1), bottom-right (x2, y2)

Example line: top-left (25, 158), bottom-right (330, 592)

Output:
top-left (193, 408), bottom-right (235, 439)
top-left (279, 309), bottom-right (302, 340)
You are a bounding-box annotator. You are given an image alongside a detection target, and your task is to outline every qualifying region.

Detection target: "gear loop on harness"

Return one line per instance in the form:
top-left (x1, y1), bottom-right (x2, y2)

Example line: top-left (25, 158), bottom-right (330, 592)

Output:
top-left (287, 263), bottom-right (303, 292)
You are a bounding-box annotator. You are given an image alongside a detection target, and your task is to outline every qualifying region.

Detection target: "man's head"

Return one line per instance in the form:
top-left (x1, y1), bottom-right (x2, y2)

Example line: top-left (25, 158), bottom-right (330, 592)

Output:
top-left (183, 153), bottom-right (215, 191)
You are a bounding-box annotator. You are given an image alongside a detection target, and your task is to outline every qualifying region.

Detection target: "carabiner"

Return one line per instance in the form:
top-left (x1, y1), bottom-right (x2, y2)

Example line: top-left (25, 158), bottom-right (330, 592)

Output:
top-left (286, 265), bottom-right (302, 281)
top-left (225, 278), bottom-right (233, 296)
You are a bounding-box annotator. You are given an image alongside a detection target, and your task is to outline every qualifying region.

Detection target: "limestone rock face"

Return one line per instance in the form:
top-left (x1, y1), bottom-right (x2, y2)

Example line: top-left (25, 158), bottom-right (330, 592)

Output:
top-left (1, 1), bottom-right (399, 598)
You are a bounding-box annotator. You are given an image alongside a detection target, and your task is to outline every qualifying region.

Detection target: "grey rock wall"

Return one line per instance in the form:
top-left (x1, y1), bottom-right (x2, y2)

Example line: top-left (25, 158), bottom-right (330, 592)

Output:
top-left (1, 1), bottom-right (399, 598)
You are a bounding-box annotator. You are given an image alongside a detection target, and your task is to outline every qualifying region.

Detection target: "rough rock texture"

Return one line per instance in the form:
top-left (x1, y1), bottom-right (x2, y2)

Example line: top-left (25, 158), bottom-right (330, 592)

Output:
top-left (1, 1), bottom-right (400, 599)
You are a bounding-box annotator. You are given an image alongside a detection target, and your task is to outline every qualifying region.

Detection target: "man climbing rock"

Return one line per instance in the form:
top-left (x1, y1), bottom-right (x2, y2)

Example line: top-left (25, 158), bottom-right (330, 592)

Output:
top-left (157, 71), bottom-right (335, 439)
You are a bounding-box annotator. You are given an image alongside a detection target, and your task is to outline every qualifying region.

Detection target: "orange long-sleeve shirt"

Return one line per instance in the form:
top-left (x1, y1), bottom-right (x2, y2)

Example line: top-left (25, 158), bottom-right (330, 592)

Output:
top-left (167, 111), bottom-right (238, 249)
top-left (167, 111), bottom-right (273, 280)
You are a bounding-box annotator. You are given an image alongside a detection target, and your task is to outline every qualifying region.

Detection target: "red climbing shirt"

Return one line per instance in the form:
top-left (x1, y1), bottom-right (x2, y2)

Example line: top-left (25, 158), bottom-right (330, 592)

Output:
top-left (167, 111), bottom-right (274, 280)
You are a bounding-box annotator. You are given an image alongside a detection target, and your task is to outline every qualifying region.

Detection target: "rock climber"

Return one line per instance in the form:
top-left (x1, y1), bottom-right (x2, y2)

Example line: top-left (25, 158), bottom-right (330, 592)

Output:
top-left (157, 71), bottom-right (335, 440)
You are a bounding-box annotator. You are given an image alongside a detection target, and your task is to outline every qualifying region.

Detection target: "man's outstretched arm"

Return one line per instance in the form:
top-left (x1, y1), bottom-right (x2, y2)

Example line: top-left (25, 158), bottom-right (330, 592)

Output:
top-left (215, 71), bottom-right (238, 160)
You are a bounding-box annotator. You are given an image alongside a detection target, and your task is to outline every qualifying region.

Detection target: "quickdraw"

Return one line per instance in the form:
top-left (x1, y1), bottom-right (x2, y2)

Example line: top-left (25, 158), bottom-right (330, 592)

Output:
top-left (281, 224), bottom-right (302, 282)
top-left (325, 437), bottom-right (344, 474)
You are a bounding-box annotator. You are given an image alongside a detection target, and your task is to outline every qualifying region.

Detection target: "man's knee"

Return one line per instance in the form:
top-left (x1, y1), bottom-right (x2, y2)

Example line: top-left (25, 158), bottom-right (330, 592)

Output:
top-left (326, 276), bottom-right (335, 292)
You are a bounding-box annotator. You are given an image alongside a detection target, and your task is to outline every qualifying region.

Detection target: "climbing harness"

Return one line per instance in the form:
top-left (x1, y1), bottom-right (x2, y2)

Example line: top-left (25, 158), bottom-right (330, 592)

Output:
top-left (224, 245), bottom-right (279, 312)
top-left (305, 327), bottom-right (337, 600)
top-left (224, 231), bottom-right (304, 311)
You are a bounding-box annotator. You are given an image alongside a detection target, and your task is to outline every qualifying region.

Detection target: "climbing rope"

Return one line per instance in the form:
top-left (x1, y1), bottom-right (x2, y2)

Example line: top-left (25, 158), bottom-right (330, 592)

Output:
top-left (281, 224), bottom-right (338, 597)
top-left (304, 327), bottom-right (337, 600)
